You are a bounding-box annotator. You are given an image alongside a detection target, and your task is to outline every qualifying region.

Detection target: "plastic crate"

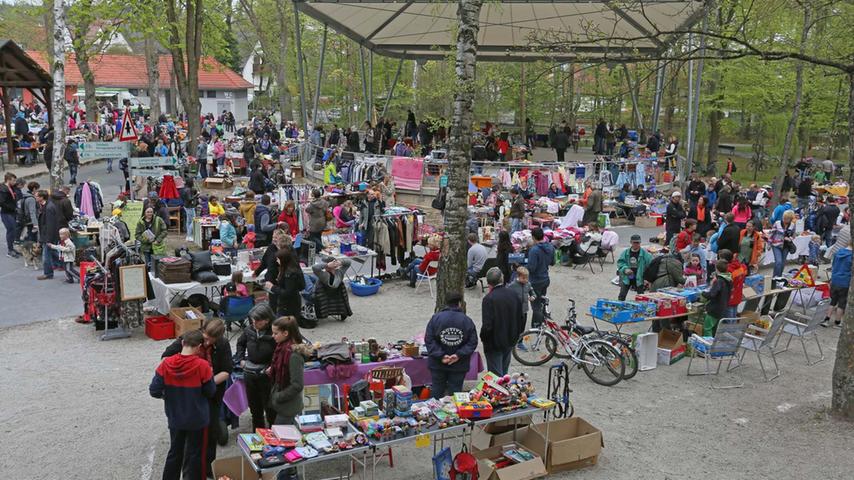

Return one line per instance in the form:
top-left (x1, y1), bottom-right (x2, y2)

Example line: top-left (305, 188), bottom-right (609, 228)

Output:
top-left (145, 315), bottom-right (175, 341)
top-left (589, 307), bottom-right (641, 324)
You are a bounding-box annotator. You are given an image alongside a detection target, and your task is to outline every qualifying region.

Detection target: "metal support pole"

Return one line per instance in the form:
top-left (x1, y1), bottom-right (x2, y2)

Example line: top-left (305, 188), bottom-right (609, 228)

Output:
top-left (293, 3), bottom-right (309, 131)
top-left (312, 24), bottom-right (328, 128)
top-left (368, 50), bottom-right (374, 121)
top-left (381, 57), bottom-right (405, 119)
top-left (651, 60), bottom-right (666, 132)
top-left (1, 87), bottom-right (14, 169)
top-left (687, 13), bottom-right (708, 177)
top-left (359, 47), bottom-right (369, 122)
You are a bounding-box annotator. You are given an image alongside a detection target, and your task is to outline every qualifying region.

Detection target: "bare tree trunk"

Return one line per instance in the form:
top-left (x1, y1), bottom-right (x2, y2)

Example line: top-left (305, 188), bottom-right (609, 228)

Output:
top-left (165, 0), bottom-right (203, 154)
top-left (828, 78), bottom-right (844, 161)
top-left (434, 0), bottom-right (484, 311)
top-left (772, 7), bottom-right (810, 208)
top-left (832, 72), bottom-right (854, 419)
top-left (144, 36), bottom-right (161, 125)
top-left (663, 63), bottom-right (678, 134)
top-left (44, 0), bottom-right (54, 70)
top-left (274, 0), bottom-right (293, 121)
top-left (75, 54), bottom-right (98, 123)
top-left (567, 63), bottom-right (575, 126)
top-left (51, 0), bottom-right (67, 190)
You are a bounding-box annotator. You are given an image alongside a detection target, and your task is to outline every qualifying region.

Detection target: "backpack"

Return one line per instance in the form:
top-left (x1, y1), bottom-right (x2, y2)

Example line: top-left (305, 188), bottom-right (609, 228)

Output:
top-left (449, 445), bottom-right (479, 480)
top-left (16, 196), bottom-right (32, 228)
top-left (432, 187), bottom-right (447, 211)
top-left (642, 255), bottom-right (666, 284)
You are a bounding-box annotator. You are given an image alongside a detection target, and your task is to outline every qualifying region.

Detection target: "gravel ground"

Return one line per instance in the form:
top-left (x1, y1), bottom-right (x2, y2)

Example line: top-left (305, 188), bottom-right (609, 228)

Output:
top-left (1, 239), bottom-right (852, 480)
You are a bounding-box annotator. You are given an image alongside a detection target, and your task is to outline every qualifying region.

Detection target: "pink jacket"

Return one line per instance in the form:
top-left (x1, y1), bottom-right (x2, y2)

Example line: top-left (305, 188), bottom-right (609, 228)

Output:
top-left (731, 205), bottom-right (752, 224)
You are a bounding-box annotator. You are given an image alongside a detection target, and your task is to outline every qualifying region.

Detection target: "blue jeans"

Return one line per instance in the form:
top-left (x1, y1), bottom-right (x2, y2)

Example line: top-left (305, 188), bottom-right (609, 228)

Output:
top-left (1, 212), bottom-right (17, 254)
top-left (727, 306), bottom-right (738, 319)
top-left (510, 218), bottom-right (524, 234)
top-left (68, 163), bottom-right (78, 183)
top-left (106, 158), bottom-right (113, 172)
top-left (42, 243), bottom-right (59, 276)
top-left (184, 207), bottom-right (195, 238)
top-left (199, 163), bottom-right (208, 179)
top-left (406, 258), bottom-right (423, 286)
top-left (484, 349), bottom-right (512, 377)
top-left (429, 368), bottom-right (466, 399)
top-left (772, 245), bottom-right (786, 277)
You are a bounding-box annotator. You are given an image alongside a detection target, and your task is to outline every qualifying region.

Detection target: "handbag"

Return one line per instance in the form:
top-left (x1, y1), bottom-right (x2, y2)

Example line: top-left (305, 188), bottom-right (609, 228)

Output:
top-left (783, 239), bottom-right (797, 254)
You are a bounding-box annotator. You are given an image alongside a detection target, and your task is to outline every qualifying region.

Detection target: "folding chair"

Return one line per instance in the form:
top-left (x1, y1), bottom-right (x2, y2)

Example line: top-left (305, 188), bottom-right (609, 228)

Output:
top-left (599, 230), bottom-right (619, 265)
top-left (415, 260), bottom-right (440, 298)
top-left (735, 313), bottom-right (786, 382)
top-left (572, 240), bottom-right (603, 273)
top-left (775, 299), bottom-right (829, 365)
top-left (219, 295), bottom-right (255, 339)
top-left (687, 318), bottom-right (749, 389)
top-left (476, 258), bottom-right (499, 292)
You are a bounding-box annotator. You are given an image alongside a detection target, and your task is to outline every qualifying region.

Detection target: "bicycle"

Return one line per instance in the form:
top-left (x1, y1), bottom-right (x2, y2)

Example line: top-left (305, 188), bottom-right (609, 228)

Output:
top-left (513, 297), bottom-right (626, 386)
top-left (562, 300), bottom-right (639, 380)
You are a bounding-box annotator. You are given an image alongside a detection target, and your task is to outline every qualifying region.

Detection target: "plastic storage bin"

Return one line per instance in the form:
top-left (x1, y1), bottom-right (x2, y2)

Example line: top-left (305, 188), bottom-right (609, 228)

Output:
top-left (145, 316), bottom-right (175, 340)
top-left (349, 278), bottom-right (382, 296)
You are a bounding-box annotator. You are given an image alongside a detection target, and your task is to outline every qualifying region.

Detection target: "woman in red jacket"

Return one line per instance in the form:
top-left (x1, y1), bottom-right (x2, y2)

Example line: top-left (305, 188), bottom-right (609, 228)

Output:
top-left (277, 201), bottom-right (299, 236)
top-left (404, 235), bottom-right (442, 287)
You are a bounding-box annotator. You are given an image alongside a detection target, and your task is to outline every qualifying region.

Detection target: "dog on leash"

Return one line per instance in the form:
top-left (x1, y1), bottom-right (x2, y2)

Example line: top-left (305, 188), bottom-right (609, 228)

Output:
top-left (20, 241), bottom-right (42, 270)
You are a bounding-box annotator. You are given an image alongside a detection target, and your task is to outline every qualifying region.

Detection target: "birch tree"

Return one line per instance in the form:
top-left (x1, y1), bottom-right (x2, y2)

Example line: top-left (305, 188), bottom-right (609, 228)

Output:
top-left (51, 0), bottom-right (66, 190)
top-left (434, 0), bottom-right (484, 310)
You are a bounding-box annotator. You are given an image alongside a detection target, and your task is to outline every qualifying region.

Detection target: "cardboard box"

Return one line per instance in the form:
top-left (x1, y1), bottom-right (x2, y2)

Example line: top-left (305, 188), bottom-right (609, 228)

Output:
top-left (634, 216), bottom-right (658, 228)
top-left (472, 426), bottom-right (531, 452)
top-left (483, 416), bottom-right (533, 435)
top-left (527, 417), bottom-right (603, 473)
top-left (203, 176), bottom-right (234, 189)
top-left (657, 329), bottom-right (686, 365)
top-left (473, 442), bottom-right (547, 480)
top-left (212, 456), bottom-right (276, 480)
top-left (169, 306), bottom-right (203, 337)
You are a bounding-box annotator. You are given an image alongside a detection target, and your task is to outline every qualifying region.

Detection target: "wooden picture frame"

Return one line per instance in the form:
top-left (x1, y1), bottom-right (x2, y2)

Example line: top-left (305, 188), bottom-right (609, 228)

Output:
top-left (119, 264), bottom-right (148, 301)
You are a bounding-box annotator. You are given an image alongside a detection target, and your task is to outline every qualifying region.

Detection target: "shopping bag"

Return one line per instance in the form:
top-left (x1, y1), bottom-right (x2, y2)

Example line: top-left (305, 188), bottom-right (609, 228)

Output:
top-left (223, 378), bottom-right (249, 416)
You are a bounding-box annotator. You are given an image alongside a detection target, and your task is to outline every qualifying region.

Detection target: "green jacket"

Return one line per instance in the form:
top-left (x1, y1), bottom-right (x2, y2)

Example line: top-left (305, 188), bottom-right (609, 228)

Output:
top-left (269, 343), bottom-right (313, 420)
top-left (135, 216), bottom-right (168, 254)
top-left (617, 247), bottom-right (653, 285)
top-left (650, 256), bottom-right (686, 292)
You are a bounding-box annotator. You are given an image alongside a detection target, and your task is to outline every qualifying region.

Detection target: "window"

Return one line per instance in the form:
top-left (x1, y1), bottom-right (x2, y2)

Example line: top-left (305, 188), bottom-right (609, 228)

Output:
top-left (128, 89), bottom-right (139, 96)
top-left (207, 90), bottom-right (217, 98)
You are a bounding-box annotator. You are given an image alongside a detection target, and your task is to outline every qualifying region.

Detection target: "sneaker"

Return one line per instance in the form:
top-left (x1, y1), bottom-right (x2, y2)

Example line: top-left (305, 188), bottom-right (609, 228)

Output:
top-left (820, 319), bottom-right (830, 328)
top-left (37, 275), bottom-right (53, 280)
top-left (835, 320), bottom-right (842, 328)
top-left (65, 279), bottom-right (76, 284)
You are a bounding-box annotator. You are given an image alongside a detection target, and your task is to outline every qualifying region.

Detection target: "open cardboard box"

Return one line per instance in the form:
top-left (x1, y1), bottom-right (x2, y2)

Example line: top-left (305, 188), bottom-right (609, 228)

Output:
top-left (473, 442), bottom-right (547, 480)
top-left (634, 216), bottom-right (659, 228)
top-left (483, 415), bottom-right (533, 435)
top-left (169, 306), bottom-right (203, 337)
top-left (657, 329), bottom-right (686, 365)
top-left (472, 426), bottom-right (531, 452)
top-left (526, 417), bottom-right (604, 473)
top-left (212, 456), bottom-right (270, 480)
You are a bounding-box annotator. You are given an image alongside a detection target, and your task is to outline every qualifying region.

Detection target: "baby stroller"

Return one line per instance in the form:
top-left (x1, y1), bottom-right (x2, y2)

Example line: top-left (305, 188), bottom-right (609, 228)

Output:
top-left (300, 273), bottom-right (318, 328)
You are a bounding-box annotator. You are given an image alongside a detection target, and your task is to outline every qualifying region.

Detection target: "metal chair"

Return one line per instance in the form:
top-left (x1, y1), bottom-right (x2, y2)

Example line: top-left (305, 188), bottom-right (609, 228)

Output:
top-left (735, 313), bottom-right (786, 381)
top-left (572, 240), bottom-right (603, 273)
top-left (415, 260), bottom-right (440, 298)
top-left (687, 317), bottom-right (749, 389)
top-left (475, 257), bottom-right (499, 292)
top-left (775, 299), bottom-right (829, 365)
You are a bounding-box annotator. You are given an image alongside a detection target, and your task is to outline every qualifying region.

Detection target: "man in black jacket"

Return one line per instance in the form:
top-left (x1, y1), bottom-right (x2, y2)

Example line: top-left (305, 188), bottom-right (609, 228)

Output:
top-left (686, 173), bottom-right (706, 209)
top-left (665, 191), bottom-right (686, 247)
top-left (0, 173), bottom-right (20, 258)
top-left (481, 268), bottom-right (524, 376)
top-left (425, 292), bottom-right (478, 399)
top-left (818, 197), bottom-right (841, 247)
top-left (717, 213), bottom-right (742, 255)
top-left (235, 304), bottom-right (277, 430)
top-left (247, 164), bottom-right (266, 195)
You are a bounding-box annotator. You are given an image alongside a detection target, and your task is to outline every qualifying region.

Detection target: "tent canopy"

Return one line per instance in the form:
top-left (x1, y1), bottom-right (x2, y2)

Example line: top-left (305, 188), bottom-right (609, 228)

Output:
top-left (0, 39), bottom-right (53, 88)
top-left (294, 0), bottom-right (705, 62)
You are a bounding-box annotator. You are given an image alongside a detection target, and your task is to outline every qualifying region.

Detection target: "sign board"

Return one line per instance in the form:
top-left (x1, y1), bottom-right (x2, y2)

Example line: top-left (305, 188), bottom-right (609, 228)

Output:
top-left (118, 108), bottom-right (139, 142)
top-left (130, 156), bottom-right (177, 168)
top-left (121, 200), bottom-right (144, 231)
top-left (78, 142), bottom-right (129, 160)
top-left (131, 167), bottom-right (168, 177)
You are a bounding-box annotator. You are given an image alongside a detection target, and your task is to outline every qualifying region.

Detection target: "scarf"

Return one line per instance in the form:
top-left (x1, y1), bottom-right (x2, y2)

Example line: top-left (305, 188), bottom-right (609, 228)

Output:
top-left (199, 342), bottom-right (213, 365)
top-left (270, 340), bottom-right (294, 387)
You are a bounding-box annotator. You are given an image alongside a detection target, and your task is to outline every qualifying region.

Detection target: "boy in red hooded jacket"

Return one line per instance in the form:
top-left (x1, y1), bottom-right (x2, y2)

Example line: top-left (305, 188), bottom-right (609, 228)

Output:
top-left (718, 249), bottom-right (746, 318)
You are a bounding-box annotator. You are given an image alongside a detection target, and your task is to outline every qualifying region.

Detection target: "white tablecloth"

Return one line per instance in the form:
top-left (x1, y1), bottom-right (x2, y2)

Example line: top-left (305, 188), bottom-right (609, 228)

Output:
top-left (145, 273), bottom-right (232, 314)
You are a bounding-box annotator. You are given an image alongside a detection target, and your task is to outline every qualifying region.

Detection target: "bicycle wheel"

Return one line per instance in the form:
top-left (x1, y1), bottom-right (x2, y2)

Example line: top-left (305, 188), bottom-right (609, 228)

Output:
top-left (603, 335), bottom-right (639, 380)
top-left (513, 329), bottom-right (557, 366)
top-left (579, 340), bottom-right (625, 386)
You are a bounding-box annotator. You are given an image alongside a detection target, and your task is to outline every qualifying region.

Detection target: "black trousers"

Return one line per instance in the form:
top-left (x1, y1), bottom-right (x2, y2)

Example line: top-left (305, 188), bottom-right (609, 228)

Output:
top-left (205, 400), bottom-right (221, 476)
top-left (163, 428), bottom-right (205, 480)
top-left (556, 148), bottom-right (566, 163)
top-left (244, 372), bottom-right (275, 430)
top-left (618, 281), bottom-right (645, 301)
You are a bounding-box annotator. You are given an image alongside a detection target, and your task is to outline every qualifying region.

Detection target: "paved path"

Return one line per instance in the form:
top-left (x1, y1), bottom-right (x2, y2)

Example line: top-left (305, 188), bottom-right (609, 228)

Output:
top-left (0, 160), bottom-right (124, 327)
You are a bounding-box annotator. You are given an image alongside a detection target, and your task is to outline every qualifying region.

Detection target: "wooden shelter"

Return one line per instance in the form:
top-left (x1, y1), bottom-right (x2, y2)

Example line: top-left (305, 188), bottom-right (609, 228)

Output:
top-left (0, 40), bottom-right (53, 168)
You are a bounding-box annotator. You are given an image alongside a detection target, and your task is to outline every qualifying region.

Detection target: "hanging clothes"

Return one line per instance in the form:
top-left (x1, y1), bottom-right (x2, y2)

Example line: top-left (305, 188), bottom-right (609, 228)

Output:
top-left (159, 175), bottom-right (179, 200)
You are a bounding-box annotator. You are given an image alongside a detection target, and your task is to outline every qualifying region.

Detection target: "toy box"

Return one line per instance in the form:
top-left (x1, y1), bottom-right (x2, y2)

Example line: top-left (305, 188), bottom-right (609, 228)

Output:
top-left (457, 401), bottom-right (494, 419)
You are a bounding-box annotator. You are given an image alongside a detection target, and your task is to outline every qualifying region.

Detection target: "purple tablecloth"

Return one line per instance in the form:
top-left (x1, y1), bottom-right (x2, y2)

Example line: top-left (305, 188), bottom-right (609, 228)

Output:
top-left (304, 353), bottom-right (484, 390)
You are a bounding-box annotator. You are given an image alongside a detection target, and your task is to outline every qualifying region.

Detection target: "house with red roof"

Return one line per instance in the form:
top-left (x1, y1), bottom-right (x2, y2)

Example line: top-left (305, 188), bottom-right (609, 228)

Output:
top-left (27, 51), bottom-right (254, 121)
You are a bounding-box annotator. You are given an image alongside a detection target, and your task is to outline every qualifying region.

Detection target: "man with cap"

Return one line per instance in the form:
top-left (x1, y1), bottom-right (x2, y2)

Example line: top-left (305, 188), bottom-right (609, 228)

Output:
top-left (617, 235), bottom-right (652, 301)
top-left (665, 191), bottom-right (686, 246)
top-left (480, 267), bottom-right (524, 376)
